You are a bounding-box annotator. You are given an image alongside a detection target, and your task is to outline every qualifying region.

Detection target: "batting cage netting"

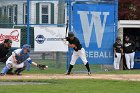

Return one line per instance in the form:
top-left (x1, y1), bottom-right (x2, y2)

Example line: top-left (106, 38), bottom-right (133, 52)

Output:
top-left (0, 0), bottom-right (118, 74)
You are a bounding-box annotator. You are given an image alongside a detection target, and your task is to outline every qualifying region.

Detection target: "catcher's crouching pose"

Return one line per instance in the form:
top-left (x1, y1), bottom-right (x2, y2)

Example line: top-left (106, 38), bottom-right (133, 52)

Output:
top-left (0, 44), bottom-right (48, 76)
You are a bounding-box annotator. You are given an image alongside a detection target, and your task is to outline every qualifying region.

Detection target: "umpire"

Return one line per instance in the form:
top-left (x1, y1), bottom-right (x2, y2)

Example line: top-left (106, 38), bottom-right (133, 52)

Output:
top-left (0, 39), bottom-right (13, 74)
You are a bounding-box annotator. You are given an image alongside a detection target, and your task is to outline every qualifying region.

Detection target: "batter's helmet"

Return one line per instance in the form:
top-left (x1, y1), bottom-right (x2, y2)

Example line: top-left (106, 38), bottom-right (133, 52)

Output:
top-left (68, 32), bottom-right (74, 38)
top-left (22, 44), bottom-right (31, 52)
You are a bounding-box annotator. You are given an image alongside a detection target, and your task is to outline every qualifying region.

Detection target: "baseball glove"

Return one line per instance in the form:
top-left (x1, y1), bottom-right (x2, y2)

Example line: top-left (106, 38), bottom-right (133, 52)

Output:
top-left (37, 64), bottom-right (48, 70)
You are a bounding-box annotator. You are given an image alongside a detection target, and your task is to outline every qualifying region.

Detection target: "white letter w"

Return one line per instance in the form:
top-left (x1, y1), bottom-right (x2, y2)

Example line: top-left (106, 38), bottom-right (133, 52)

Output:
top-left (77, 11), bottom-right (109, 48)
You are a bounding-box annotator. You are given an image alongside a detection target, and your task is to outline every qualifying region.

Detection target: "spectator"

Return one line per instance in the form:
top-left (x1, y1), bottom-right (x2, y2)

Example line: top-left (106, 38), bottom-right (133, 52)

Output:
top-left (113, 37), bottom-right (123, 70)
top-left (124, 36), bottom-right (135, 70)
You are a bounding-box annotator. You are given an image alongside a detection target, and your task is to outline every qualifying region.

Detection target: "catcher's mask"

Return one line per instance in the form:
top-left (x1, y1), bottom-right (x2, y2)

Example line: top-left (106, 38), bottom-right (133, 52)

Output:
top-left (22, 44), bottom-right (31, 52)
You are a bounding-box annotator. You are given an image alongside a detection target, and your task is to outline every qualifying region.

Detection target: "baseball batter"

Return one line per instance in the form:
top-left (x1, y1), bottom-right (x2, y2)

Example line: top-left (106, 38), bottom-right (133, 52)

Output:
top-left (66, 32), bottom-right (91, 75)
top-left (0, 44), bottom-right (48, 76)
top-left (113, 37), bottom-right (123, 70)
top-left (124, 36), bottom-right (135, 70)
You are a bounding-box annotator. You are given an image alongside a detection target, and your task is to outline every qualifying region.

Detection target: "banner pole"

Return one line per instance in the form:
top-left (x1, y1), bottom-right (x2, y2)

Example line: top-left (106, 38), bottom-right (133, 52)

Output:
top-left (27, 0), bottom-right (30, 45)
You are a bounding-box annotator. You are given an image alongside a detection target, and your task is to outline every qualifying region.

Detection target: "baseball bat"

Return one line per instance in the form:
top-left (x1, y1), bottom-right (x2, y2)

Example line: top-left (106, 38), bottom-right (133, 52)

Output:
top-left (61, 19), bottom-right (69, 45)
top-left (65, 19), bottom-right (68, 37)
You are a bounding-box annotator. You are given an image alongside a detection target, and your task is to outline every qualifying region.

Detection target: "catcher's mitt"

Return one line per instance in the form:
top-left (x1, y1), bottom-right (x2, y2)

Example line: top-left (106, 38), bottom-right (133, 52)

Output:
top-left (37, 64), bottom-right (48, 70)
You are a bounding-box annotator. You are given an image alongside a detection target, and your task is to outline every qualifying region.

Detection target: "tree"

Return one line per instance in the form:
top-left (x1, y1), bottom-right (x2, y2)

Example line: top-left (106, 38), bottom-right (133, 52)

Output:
top-left (119, 0), bottom-right (140, 20)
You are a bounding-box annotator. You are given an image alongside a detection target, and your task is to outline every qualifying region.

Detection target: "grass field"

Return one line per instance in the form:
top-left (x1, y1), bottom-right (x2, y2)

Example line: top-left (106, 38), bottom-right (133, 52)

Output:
top-left (0, 59), bottom-right (104, 74)
top-left (0, 60), bottom-right (140, 93)
top-left (0, 79), bottom-right (140, 93)
top-left (1, 59), bottom-right (140, 74)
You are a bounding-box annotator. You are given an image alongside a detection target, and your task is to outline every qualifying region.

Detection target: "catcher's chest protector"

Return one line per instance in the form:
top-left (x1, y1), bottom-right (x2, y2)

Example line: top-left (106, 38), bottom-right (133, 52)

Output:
top-left (15, 51), bottom-right (30, 64)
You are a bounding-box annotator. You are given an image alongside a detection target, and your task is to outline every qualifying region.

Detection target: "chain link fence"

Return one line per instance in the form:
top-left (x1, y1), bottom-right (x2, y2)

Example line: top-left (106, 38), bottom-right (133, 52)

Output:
top-left (0, 0), bottom-right (67, 74)
top-left (0, 0), bottom-right (116, 74)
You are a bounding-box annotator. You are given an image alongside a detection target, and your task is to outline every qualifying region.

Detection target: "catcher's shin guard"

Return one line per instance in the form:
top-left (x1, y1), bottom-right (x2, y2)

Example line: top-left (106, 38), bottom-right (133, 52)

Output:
top-left (7, 68), bottom-right (14, 75)
top-left (1, 63), bottom-right (12, 74)
top-left (14, 66), bottom-right (26, 75)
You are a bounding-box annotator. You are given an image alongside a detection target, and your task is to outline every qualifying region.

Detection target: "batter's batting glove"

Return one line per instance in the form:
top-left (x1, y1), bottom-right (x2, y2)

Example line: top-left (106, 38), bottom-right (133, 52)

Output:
top-left (37, 64), bottom-right (48, 70)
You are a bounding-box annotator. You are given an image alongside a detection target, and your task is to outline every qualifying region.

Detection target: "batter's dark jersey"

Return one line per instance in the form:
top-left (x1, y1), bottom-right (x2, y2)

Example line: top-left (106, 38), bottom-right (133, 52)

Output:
top-left (0, 44), bottom-right (10, 58)
top-left (66, 37), bottom-right (82, 51)
top-left (113, 42), bottom-right (123, 53)
top-left (124, 40), bottom-right (135, 53)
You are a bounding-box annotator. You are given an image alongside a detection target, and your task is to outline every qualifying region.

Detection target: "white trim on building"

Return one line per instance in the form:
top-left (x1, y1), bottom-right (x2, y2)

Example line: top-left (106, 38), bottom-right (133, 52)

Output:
top-left (118, 20), bottom-right (140, 28)
top-left (118, 20), bottom-right (140, 43)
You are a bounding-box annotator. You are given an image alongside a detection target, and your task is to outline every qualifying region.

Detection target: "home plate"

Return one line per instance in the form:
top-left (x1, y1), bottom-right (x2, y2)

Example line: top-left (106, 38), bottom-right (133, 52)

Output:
top-left (24, 76), bottom-right (31, 78)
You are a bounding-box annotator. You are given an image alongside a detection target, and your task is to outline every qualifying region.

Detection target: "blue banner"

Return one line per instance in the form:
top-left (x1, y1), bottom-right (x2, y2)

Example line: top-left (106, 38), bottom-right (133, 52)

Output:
top-left (73, 4), bottom-right (116, 64)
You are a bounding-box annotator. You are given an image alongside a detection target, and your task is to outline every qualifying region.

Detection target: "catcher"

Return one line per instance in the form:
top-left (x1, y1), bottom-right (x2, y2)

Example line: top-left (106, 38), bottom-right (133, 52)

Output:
top-left (0, 44), bottom-right (48, 76)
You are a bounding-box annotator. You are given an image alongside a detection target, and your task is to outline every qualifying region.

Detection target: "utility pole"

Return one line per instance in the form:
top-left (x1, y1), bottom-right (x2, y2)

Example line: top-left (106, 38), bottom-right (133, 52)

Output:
top-left (56, 0), bottom-right (65, 68)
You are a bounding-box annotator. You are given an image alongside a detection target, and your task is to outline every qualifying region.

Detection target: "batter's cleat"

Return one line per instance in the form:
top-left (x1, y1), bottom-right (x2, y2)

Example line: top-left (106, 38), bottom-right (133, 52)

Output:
top-left (16, 73), bottom-right (22, 76)
top-left (0, 73), bottom-right (5, 76)
top-left (88, 72), bottom-right (91, 75)
top-left (65, 72), bottom-right (70, 75)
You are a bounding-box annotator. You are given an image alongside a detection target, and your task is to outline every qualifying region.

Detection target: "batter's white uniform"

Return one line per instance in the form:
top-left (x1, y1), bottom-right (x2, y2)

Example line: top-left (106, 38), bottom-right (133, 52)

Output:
top-left (125, 52), bottom-right (135, 69)
top-left (6, 49), bottom-right (31, 69)
top-left (70, 48), bottom-right (88, 65)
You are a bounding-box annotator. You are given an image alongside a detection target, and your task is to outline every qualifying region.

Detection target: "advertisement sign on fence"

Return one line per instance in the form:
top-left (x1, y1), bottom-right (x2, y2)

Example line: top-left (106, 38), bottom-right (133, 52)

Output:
top-left (34, 27), bottom-right (68, 52)
top-left (73, 4), bottom-right (116, 64)
top-left (0, 28), bottom-right (21, 47)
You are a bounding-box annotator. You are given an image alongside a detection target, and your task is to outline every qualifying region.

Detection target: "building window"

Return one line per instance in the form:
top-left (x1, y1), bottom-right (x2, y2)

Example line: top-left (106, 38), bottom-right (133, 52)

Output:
top-left (36, 3), bottom-right (52, 24)
top-left (41, 5), bottom-right (49, 24)
top-left (39, 4), bottom-right (51, 24)
top-left (4, 6), bottom-right (7, 16)
top-left (4, 5), bottom-right (17, 24)
top-left (13, 5), bottom-right (17, 24)
top-left (23, 3), bottom-right (27, 24)
top-left (36, 3), bottom-right (54, 24)
top-left (7, 6), bottom-right (13, 23)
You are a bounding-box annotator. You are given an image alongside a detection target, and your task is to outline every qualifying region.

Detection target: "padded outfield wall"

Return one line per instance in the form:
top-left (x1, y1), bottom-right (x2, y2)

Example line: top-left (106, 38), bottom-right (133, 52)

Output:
top-left (66, 0), bottom-right (118, 71)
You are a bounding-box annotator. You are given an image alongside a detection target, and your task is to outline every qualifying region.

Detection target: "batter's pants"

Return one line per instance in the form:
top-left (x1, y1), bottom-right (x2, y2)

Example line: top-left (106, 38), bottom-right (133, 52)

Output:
top-left (70, 48), bottom-right (88, 65)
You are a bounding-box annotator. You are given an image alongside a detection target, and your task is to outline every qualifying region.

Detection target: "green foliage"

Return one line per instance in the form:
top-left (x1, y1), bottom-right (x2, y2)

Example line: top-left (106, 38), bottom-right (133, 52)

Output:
top-left (119, 0), bottom-right (140, 20)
